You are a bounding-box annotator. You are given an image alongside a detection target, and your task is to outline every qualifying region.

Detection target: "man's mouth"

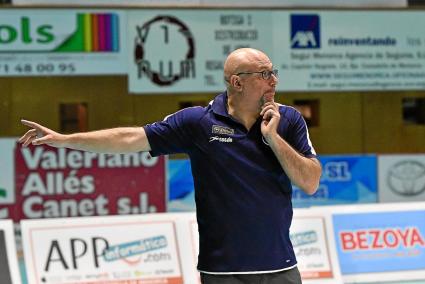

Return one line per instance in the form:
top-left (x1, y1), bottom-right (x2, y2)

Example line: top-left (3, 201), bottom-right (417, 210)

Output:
top-left (260, 93), bottom-right (274, 107)
top-left (262, 92), bottom-right (275, 103)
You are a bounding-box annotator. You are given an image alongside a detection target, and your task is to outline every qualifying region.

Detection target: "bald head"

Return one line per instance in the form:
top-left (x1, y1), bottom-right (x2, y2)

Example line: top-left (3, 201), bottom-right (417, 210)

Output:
top-left (224, 48), bottom-right (271, 81)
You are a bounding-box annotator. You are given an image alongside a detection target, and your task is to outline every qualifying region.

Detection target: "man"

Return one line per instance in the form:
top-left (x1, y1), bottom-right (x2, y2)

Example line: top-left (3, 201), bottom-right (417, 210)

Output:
top-left (20, 48), bottom-right (321, 284)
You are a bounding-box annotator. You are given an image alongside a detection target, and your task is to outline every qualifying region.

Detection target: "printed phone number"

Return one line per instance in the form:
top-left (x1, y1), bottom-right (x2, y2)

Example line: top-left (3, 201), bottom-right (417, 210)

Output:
top-left (0, 63), bottom-right (76, 74)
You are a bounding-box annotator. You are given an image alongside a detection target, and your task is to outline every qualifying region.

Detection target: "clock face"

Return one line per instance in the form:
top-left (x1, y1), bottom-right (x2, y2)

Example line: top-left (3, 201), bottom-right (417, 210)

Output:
top-left (134, 15), bottom-right (195, 86)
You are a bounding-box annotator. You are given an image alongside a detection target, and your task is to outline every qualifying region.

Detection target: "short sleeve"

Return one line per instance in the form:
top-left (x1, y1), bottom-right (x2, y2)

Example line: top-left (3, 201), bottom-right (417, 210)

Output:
top-left (143, 107), bottom-right (203, 156)
top-left (288, 109), bottom-right (317, 158)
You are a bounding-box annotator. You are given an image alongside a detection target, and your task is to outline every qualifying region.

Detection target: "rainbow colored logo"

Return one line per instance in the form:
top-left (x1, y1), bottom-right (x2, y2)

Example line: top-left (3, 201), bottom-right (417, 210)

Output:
top-left (55, 13), bottom-right (119, 52)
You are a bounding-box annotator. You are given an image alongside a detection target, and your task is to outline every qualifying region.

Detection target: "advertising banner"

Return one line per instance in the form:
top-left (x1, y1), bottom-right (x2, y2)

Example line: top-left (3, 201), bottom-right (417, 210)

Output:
top-left (0, 139), bottom-right (17, 219)
top-left (167, 156), bottom-right (377, 211)
top-left (168, 159), bottom-right (195, 212)
top-left (0, 10), bottom-right (127, 76)
top-left (0, 220), bottom-right (22, 284)
top-left (200, 0), bottom-right (407, 7)
top-left (378, 154), bottom-right (425, 203)
top-left (12, 0), bottom-right (407, 7)
top-left (291, 210), bottom-right (342, 283)
top-left (291, 217), bottom-right (334, 280)
top-left (128, 10), bottom-right (425, 93)
top-left (273, 11), bottom-right (425, 91)
top-left (0, 141), bottom-right (166, 222)
top-left (128, 10), bottom-right (273, 93)
top-left (331, 203), bottom-right (425, 283)
top-left (180, 214), bottom-right (200, 284)
top-left (13, 0), bottom-right (199, 5)
top-left (293, 155), bottom-right (377, 207)
top-left (21, 215), bottom-right (184, 284)
top-left (185, 210), bottom-right (342, 283)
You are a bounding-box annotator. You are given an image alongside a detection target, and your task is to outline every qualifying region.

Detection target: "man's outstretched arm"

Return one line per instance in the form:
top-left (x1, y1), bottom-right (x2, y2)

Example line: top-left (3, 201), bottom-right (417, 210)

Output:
top-left (19, 119), bottom-right (151, 153)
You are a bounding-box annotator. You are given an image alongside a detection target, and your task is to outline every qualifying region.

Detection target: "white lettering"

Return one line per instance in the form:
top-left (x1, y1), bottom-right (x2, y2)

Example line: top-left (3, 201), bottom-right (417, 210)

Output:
top-left (21, 148), bottom-right (158, 170)
top-left (22, 172), bottom-right (46, 195)
top-left (22, 172), bottom-right (94, 196)
top-left (23, 196), bottom-right (43, 218)
top-left (83, 152), bottom-right (98, 168)
top-left (140, 152), bottom-right (158, 167)
top-left (81, 175), bottom-right (95, 194)
top-left (41, 150), bottom-right (58, 169)
top-left (67, 151), bottom-right (83, 169)
top-left (21, 147), bottom-right (43, 169)
top-left (107, 154), bottom-right (122, 167)
top-left (23, 195), bottom-right (109, 218)
top-left (209, 136), bottom-right (233, 143)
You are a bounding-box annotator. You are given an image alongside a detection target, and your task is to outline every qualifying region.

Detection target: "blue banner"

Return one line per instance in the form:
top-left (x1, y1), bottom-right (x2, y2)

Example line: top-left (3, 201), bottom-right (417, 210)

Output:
top-left (168, 155), bottom-right (378, 211)
top-left (333, 210), bottom-right (425, 274)
top-left (293, 155), bottom-right (377, 207)
top-left (167, 159), bottom-right (196, 212)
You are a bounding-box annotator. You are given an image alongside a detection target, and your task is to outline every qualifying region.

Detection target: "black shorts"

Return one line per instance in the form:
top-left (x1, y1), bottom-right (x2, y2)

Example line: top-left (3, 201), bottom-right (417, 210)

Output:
top-left (200, 267), bottom-right (302, 284)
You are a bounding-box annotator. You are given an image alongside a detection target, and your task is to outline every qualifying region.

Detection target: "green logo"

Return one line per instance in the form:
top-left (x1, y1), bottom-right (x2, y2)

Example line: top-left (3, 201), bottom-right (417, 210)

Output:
top-left (0, 17), bottom-right (54, 45)
top-left (0, 13), bottom-right (119, 52)
top-left (0, 188), bottom-right (6, 198)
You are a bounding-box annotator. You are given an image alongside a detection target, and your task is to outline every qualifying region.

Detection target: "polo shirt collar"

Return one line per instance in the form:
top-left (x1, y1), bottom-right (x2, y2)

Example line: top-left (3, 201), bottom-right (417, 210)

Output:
top-left (211, 91), bottom-right (230, 118)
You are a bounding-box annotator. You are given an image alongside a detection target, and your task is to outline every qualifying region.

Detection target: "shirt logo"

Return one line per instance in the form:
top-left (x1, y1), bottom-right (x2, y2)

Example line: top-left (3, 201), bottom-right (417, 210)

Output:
top-left (209, 136), bottom-right (233, 143)
top-left (212, 125), bottom-right (234, 135)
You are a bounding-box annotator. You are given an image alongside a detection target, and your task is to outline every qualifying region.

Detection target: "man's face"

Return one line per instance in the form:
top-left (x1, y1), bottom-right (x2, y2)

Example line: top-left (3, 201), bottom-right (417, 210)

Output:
top-left (238, 59), bottom-right (278, 108)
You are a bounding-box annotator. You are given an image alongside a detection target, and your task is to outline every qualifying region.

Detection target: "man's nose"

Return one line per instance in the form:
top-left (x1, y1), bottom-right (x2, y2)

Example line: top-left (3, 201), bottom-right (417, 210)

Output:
top-left (269, 73), bottom-right (278, 86)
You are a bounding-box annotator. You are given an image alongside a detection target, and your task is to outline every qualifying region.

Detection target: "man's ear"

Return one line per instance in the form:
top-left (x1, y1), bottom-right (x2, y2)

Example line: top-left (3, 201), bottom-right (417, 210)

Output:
top-left (231, 76), bottom-right (241, 88)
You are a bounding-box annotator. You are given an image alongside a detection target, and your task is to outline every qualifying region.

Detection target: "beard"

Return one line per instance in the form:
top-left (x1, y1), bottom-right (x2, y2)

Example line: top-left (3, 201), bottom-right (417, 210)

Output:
top-left (260, 92), bottom-right (275, 107)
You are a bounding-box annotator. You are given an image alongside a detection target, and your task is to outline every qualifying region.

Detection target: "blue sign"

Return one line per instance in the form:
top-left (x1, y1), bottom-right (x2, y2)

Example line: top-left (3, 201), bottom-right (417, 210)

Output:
top-left (167, 159), bottom-right (196, 211)
top-left (333, 210), bottom-right (425, 274)
top-left (293, 155), bottom-right (377, 207)
top-left (290, 14), bottom-right (321, 49)
top-left (168, 155), bottom-right (377, 211)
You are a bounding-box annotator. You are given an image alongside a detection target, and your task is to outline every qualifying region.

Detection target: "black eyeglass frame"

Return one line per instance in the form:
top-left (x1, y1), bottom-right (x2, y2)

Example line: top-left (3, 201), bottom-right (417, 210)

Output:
top-left (234, 69), bottom-right (279, 80)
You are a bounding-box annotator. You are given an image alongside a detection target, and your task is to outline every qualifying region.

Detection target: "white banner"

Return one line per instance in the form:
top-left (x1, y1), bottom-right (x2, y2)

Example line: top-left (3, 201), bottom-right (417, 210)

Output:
top-left (21, 211), bottom-right (342, 284)
top-left (0, 139), bottom-right (16, 216)
top-left (128, 10), bottom-right (272, 93)
top-left (12, 0), bottom-right (407, 7)
top-left (0, 9), bottom-right (127, 76)
top-left (378, 155), bottom-right (425, 203)
top-left (185, 211), bottom-right (342, 284)
top-left (327, 202), bottom-right (425, 283)
top-left (274, 11), bottom-right (425, 91)
top-left (128, 10), bottom-right (425, 93)
top-left (22, 214), bottom-right (185, 284)
top-left (179, 214), bottom-right (200, 284)
top-left (11, 0), bottom-right (199, 5)
top-left (0, 220), bottom-right (22, 284)
top-left (291, 210), bottom-right (342, 284)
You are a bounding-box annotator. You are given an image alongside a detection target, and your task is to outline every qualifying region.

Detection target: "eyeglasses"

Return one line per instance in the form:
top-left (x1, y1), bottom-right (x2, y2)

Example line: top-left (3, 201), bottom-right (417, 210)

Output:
top-left (234, 69), bottom-right (278, 80)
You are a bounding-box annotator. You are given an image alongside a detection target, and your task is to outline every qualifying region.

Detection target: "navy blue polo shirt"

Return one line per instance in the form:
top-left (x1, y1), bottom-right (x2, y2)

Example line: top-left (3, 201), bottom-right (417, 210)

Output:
top-left (144, 92), bottom-right (316, 273)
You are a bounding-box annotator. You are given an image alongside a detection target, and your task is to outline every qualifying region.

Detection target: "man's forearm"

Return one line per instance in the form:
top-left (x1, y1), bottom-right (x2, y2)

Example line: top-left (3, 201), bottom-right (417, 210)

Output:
top-left (64, 127), bottom-right (150, 154)
top-left (268, 134), bottom-right (321, 195)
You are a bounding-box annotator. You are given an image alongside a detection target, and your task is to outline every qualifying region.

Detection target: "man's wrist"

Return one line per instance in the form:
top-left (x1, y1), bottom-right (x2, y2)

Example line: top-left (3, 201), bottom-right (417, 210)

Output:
top-left (264, 132), bottom-right (280, 147)
top-left (61, 133), bottom-right (75, 148)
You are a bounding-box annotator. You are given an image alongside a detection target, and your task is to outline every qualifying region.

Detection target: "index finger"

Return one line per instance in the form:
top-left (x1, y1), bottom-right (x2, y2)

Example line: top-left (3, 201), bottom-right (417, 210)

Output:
top-left (262, 101), bottom-right (277, 108)
top-left (21, 119), bottom-right (43, 130)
